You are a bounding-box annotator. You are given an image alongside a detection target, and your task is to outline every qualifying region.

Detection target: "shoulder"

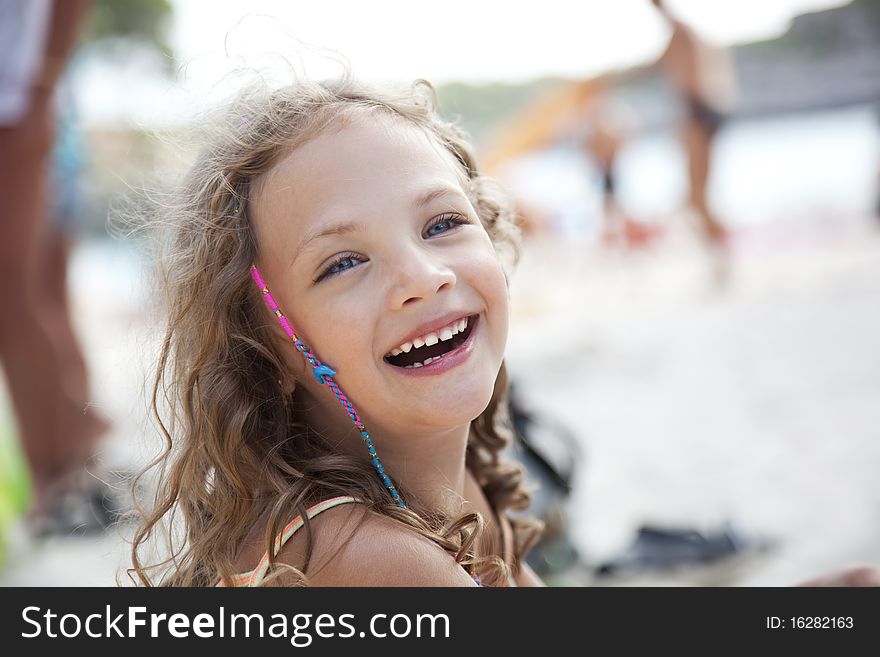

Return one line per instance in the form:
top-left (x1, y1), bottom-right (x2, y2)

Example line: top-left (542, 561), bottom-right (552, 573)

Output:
top-left (512, 560), bottom-right (546, 587)
top-left (275, 502), bottom-right (479, 587)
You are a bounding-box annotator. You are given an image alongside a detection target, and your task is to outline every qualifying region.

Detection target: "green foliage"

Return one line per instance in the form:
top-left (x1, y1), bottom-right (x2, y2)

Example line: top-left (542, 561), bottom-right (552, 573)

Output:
top-left (84, 0), bottom-right (175, 70)
top-left (0, 408), bottom-right (31, 569)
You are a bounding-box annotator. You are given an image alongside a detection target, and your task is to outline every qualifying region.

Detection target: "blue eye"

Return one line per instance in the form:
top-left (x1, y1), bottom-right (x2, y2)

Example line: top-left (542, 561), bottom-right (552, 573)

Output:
top-left (315, 252), bottom-right (364, 283)
top-left (314, 213), bottom-right (470, 283)
top-left (424, 212), bottom-right (469, 238)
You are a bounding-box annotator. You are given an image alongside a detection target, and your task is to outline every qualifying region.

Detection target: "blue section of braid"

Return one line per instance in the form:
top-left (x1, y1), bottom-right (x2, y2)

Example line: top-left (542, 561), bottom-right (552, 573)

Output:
top-left (291, 338), bottom-right (404, 509)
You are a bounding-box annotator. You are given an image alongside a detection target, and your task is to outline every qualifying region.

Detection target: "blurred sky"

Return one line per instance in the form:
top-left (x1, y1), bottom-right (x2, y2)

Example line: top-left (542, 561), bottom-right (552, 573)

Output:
top-left (77, 0), bottom-right (850, 126)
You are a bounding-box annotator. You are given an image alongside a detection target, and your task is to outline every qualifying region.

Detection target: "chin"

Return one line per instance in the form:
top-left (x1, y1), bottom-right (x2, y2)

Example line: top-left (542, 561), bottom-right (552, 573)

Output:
top-left (417, 380), bottom-right (498, 429)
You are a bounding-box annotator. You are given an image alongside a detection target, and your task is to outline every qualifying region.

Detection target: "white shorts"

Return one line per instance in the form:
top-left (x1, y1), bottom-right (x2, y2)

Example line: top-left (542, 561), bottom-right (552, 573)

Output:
top-left (0, 0), bottom-right (51, 125)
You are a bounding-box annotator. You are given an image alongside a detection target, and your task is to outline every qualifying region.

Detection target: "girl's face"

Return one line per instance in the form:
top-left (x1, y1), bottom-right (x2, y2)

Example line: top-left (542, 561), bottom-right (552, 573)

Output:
top-left (251, 115), bottom-right (509, 439)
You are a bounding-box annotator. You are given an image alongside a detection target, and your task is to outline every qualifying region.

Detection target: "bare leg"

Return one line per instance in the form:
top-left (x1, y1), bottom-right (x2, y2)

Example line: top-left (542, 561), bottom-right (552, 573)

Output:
top-left (40, 230), bottom-right (111, 452)
top-left (42, 233), bottom-right (89, 411)
top-left (683, 122), bottom-right (733, 288)
top-left (0, 101), bottom-right (106, 514)
top-left (684, 122), bottom-right (727, 246)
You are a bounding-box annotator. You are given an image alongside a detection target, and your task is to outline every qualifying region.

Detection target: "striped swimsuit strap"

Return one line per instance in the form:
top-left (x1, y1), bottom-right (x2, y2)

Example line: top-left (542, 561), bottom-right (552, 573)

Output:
top-left (222, 495), bottom-right (361, 587)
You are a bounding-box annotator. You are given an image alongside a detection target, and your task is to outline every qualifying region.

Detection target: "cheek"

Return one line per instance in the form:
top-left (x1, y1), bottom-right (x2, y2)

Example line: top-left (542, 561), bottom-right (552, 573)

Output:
top-left (467, 246), bottom-right (510, 312)
top-left (293, 294), bottom-right (376, 385)
top-left (457, 244), bottom-right (510, 358)
top-left (266, 288), bottom-right (345, 386)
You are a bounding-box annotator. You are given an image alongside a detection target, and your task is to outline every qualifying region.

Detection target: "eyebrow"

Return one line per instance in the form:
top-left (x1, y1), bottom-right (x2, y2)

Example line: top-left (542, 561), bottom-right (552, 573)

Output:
top-left (294, 186), bottom-right (468, 260)
top-left (296, 222), bottom-right (363, 256)
top-left (412, 185), bottom-right (466, 210)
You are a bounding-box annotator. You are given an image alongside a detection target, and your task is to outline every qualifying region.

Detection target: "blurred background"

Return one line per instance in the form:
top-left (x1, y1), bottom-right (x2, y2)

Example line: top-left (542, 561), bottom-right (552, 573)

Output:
top-left (1, 0), bottom-right (878, 586)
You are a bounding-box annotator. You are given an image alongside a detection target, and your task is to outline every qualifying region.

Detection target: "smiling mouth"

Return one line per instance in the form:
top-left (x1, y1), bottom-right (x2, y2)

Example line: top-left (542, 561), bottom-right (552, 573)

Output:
top-left (383, 316), bottom-right (476, 369)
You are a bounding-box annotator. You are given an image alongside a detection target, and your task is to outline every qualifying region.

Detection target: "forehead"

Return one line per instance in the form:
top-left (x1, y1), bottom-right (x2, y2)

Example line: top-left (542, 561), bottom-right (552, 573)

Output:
top-left (251, 114), bottom-right (467, 245)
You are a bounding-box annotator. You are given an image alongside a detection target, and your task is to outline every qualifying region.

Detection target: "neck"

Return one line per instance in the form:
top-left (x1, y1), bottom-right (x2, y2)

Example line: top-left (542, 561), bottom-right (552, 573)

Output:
top-left (370, 424), bottom-right (470, 518)
top-left (295, 387), bottom-right (470, 517)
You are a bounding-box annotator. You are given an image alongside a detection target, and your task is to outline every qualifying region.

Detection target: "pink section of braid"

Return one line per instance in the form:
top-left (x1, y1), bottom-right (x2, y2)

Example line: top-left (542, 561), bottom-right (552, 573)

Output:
top-left (249, 264), bottom-right (405, 509)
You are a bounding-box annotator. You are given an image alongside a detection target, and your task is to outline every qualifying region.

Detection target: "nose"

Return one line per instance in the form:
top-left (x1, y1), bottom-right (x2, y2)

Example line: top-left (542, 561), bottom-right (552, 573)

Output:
top-left (387, 244), bottom-right (456, 309)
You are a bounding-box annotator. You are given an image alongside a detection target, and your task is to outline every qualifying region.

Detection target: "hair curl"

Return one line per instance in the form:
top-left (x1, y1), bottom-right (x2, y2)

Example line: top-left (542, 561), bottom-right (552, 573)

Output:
top-left (128, 74), bottom-right (542, 587)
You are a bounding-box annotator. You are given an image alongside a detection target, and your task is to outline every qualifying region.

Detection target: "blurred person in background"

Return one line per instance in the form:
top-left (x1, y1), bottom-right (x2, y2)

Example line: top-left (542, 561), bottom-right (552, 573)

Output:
top-left (579, 97), bottom-right (662, 249)
top-left (650, 0), bottom-right (737, 252)
top-left (0, 0), bottom-right (112, 535)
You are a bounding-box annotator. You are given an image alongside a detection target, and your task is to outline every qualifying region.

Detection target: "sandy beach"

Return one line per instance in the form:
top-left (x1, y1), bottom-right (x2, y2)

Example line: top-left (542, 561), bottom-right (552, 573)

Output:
top-left (508, 212), bottom-right (880, 586)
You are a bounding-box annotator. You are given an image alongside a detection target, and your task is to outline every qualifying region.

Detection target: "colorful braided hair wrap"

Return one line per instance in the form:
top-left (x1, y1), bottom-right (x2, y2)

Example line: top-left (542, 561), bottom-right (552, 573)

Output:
top-left (249, 264), bottom-right (405, 509)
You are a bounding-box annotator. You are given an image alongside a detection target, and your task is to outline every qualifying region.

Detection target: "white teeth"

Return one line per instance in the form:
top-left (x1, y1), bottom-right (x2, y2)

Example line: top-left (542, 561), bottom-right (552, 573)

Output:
top-left (405, 355), bottom-right (443, 369)
top-left (387, 316), bottom-right (471, 358)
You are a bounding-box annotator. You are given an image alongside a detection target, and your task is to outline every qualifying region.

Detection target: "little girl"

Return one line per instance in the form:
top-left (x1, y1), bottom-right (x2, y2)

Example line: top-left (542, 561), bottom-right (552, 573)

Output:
top-left (130, 73), bottom-right (545, 587)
